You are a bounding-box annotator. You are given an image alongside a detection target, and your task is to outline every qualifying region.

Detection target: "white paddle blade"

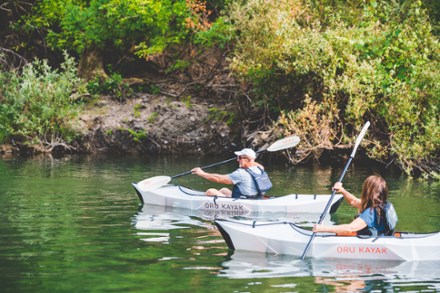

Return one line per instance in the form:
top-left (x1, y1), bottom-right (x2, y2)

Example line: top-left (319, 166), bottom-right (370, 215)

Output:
top-left (137, 176), bottom-right (171, 191)
top-left (267, 135), bottom-right (300, 152)
top-left (350, 121), bottom-right (370, 158)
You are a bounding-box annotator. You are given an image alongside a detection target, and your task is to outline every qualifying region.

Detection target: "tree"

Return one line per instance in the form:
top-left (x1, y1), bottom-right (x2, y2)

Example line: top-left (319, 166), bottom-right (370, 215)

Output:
top-left (22, 0), bottom-right (216, 79)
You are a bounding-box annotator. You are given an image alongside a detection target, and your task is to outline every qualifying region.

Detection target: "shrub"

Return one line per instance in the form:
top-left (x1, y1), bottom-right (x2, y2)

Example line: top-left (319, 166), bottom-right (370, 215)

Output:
top-left (0, 52), bottom-right (84, 146)
top-left (86, 73), bottom-right (133, 101)
top-left (227, 0), bottom-right (439, 177)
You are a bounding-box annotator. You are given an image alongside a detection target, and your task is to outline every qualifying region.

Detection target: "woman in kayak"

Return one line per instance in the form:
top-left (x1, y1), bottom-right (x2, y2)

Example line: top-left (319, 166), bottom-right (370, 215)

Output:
top-left (191, 148), bottom-right (272, 198)
top-left (313, 175), bottom-right (397, 236)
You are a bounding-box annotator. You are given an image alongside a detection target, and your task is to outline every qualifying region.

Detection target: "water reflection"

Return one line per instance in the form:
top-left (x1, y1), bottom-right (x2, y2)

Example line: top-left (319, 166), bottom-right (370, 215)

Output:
top-left (131, 203), bottom-right (336, 236)
top-left (220, 250), bottom-right (440, 290)
top-left (133, 205), bottom-right (210, 230)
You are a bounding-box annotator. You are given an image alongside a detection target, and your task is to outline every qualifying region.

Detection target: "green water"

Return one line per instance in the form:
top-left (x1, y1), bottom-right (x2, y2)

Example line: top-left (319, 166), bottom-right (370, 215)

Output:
top-left (0, 155), bottom-right (439, 292)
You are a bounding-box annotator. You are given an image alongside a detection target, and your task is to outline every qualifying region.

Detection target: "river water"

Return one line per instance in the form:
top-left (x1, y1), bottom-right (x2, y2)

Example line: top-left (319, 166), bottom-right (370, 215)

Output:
top-left (0, 154), bottom-right (439, 292)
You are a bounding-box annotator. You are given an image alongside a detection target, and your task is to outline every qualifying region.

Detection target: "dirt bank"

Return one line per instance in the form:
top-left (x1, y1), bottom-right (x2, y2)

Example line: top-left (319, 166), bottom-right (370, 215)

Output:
top-left (0, 48), bottom-right (248, 158)
top-left (74, 93), bottom-right (234, 156)
top-left (0, 93), bottom-right (236, 158)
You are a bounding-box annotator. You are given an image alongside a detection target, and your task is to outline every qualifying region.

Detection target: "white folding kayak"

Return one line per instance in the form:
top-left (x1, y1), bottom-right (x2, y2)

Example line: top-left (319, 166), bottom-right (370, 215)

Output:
top-left (131, 181), bottom-right (344, 215)
top-left (215, 219), bottom-right (440, 261)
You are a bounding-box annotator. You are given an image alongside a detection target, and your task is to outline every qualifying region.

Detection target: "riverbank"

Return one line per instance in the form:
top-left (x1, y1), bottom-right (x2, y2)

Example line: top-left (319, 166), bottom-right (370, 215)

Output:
top-left (0, 48), bottom-right (244, 159)
top-left (0, 93), bottom-right (235, 158)
top-left (75, 93), bottom-right (235, 156)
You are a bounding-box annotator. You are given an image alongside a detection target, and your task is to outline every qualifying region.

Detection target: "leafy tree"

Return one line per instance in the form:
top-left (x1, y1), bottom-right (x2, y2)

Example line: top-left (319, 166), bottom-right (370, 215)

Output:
top-left (20, 0), bottom-right (219, 78)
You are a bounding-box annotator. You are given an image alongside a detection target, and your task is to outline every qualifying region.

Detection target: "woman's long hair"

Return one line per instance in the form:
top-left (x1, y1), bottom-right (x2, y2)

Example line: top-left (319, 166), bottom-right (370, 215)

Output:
top-left (360, 175), bottom-right (388, 218)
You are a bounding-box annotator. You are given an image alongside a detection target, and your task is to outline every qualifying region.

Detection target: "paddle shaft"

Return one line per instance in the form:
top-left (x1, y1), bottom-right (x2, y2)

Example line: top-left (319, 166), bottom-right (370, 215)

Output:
top-left (300, 121), bottom-right (370, 259)
top-left (171, 135), bottom-right (301, 179)
top-left (171, 148), bottom-right (271, 179)
top-left (300, 156), bottom-right (353, 259)
top-left (171, 157), bottom-right (235, 179)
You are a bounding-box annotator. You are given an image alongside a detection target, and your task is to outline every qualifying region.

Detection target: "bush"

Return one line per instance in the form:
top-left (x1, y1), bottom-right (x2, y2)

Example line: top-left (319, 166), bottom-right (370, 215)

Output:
top-left (86, 73), bottom-right (133, 101)
top-left (0, 52), bottom-right (84, 146)
top-left (226, 0), bottom-right (439, 177)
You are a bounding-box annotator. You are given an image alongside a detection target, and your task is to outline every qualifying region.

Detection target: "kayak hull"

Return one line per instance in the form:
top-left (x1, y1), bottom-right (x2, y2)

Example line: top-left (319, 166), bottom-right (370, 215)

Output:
top-left (132, 183), bottom-right (344, 215)
top-left (215, 219), bottom-right (440, 261)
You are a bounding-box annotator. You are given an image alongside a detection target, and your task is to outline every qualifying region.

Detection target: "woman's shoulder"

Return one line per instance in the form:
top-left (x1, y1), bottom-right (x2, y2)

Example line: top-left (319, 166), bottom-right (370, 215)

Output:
top-left (358, 207), bottom-right (376, 221)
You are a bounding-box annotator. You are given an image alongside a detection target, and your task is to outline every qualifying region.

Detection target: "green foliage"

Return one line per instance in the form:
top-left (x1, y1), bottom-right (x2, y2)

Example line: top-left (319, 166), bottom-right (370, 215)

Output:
top-left (5, 0), bottom-right (438, 177)
top-left (0, 52), bottom-right (84, 144)
top-left (208, 107), bottom-right (235, 126)
top-left (423, 0), bottom-right (440, 36)
top-left (194, 16), bottom-right (235, 48)
top-left (182, 95), bottom-right (192, 109)
top-left (166, 59), bottom-right (191, 74)
top-left (86, 73), bottom-right (133, 100)
top-left (21, 0), bottom-right (218, 59)
top-left (126, 128), bottom-right (147, 143)
top-left (133, 104), bottom-right (142, 118)
top-left (227, 0), bottom-right (440, 177)
top-left (147, 112), bottom-right (159, 124)
top-left (148, 85), bottom-right (161, 95)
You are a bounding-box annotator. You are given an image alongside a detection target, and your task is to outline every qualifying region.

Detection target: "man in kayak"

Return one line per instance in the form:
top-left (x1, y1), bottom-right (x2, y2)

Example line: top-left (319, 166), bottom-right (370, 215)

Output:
top-left (191, 148), bottom-right (272, 198)
top-left (313, 175), bottom-right (398, 236)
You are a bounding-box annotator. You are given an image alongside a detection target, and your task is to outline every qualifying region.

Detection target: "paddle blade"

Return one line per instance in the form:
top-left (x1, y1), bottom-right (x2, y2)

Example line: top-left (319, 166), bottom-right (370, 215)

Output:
top-left (350, 121), bottom-right (370, 158)
top-left (329, 197), bottom-right (344, 214)
top-left (266, 136), bottom-right (300, 152)
top-left (137, 176), bottom-right (171, 191)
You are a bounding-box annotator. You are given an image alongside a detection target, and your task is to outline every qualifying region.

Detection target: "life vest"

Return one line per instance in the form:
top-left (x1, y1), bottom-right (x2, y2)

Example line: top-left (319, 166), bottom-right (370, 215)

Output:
top-left (357, 201), bottom-right (398, 236)
top-left (384, 201), bottom-right (398, 234)
top-left (245, 166), bottom-right (273, 197)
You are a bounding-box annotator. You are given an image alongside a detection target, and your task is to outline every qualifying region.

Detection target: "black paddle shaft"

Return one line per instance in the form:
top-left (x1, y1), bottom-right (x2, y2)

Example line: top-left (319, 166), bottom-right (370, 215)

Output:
top-left (169, 135), bottom-right (301, 180)
top-left (300, 121), bottom-right (370, 259)
top-left (320, 156), bottom-right (352, 224)
top-left (300, 156), bottom-right (353, 259)
top-left (171, 149), bottom-right (269, 179)
top-left (171, 157), bottom-right (237, 179)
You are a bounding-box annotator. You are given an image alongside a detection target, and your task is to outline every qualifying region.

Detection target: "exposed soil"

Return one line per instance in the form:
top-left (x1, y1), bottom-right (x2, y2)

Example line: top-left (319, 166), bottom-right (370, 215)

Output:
top-left (72, 48), bottom-right (241, 157)
top-left (74, 93), bottom-right (234, 156)
top-left (0, 48), bottom-right (243, 158)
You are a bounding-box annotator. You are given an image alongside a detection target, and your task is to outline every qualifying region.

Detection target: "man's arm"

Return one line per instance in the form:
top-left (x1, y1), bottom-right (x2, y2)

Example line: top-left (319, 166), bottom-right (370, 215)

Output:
top-left (191, 167), bottom-right (233, 184)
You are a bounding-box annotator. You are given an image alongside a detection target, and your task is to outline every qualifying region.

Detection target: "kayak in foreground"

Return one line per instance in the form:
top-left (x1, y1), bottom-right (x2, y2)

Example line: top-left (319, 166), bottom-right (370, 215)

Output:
top-left (215, 219), bottom-right (440, 261)
top-left (131, 181), bottom-right (344, 215)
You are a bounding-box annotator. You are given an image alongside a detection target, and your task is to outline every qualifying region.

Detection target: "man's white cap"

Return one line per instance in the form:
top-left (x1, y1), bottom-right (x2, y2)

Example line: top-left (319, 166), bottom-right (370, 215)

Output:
top-left (234, 148), bottom-right (256, 159)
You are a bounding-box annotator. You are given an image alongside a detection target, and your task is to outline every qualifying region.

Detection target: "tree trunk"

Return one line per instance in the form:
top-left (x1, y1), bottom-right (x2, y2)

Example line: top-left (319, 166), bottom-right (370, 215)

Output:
top-left (77, 47), bottom-right (108, 81)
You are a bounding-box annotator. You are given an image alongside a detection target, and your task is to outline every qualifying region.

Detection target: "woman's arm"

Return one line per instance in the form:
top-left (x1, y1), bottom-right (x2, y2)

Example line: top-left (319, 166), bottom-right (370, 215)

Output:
top-left (313, 217), bottom-right (367, 234)
top-left (334, 182), bottom-right (361, 209)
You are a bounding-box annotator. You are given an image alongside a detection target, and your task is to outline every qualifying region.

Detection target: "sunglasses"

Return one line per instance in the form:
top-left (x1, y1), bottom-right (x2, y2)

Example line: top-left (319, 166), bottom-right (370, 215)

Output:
top-left (237, 156), bottom-right (248, 160)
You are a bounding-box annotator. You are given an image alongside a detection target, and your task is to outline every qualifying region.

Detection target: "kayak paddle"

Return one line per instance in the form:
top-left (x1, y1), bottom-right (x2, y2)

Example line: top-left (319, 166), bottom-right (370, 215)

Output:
top-left (300, 121), bottom-right (370, 259)
top-left (136, 135), bottom-right (301, 191)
